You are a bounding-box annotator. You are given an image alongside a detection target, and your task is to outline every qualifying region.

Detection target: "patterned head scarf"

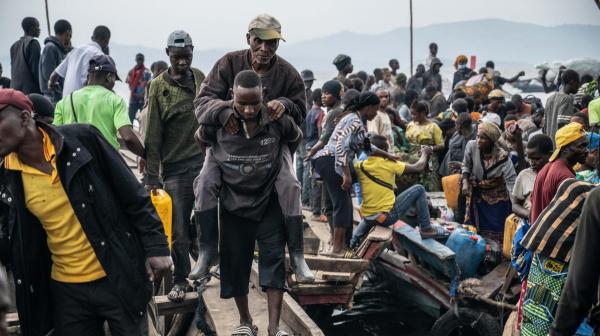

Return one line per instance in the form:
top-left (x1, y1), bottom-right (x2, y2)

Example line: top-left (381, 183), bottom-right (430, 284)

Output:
top-left (478, 122), bottom-right (502, 143)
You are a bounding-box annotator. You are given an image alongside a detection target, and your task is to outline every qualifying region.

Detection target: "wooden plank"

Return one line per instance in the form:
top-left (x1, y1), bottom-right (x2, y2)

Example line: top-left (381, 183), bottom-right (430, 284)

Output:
top-left (296, 294), bottom-right (353, 306)
top-left (201, 276), bottom-right (292, 335)
top-left (154, 292), bottom-right (198, 316)
top-left (355, 226), bottom-right (392, 260)
top-left (250, 263), bottom-right (325, 336)
top-left (320, 271), bottom-right (352, 282)
top-left (477, 262), bottom-right (511, 298)
top-left (289, 283), bottom-right (355, 296)
top-left (392, 222), bottom-right (458, 279)
top-left (292, 255), bottom-right (369, 273)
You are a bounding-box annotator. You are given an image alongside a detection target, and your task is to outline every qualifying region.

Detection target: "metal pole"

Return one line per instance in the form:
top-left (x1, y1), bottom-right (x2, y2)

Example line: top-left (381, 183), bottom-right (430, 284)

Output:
top-left (44, 0), bottom-right (51, 36)
top-left (409, 0), bottom-right (414, 76)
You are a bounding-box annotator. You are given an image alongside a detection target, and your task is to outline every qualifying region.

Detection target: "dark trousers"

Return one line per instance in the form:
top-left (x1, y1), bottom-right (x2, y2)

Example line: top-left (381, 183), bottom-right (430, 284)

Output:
top-left (314, 156), bottom-right (352, 229)
top-left (455, 193), bottom-right (467, 224)
top-left (163, 167), bottom-right (200, 283)
top-left (219, 196), bottom-right (286, 299)
top-left (310, 178), bottom-right (322, 215)
top-left (51, 278), bottom-right (147, 336)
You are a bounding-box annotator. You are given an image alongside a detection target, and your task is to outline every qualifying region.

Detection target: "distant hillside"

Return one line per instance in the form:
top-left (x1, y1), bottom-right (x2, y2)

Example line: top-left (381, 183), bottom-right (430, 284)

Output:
top-left (279, 19), bottom-right (600, 74)
top-left (2, 19), bottom-right (598, 82)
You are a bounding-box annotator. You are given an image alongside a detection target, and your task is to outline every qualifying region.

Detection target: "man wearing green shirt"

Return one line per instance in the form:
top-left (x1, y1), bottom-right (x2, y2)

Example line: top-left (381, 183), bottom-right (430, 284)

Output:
top-left (53, 54), bottom-right (144, 157)
top-left (144, 31), bottom-right (205, 302)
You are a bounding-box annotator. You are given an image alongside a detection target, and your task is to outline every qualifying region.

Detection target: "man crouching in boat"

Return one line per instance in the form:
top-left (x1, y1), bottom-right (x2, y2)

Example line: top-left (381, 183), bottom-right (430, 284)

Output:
top-left (196, 70), bottom-right (300, 336)
top-left (350, 134), bottom-right (448, 248)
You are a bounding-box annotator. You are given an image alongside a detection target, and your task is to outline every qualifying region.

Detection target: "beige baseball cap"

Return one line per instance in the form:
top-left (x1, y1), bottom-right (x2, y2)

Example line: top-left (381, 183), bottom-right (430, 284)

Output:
top-left (248, 14), bottom-right (286, 41)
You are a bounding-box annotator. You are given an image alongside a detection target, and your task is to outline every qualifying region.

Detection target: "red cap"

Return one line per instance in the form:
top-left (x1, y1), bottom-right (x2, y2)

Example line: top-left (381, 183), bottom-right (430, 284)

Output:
top-left (0, 89), bottom-right (33, 113)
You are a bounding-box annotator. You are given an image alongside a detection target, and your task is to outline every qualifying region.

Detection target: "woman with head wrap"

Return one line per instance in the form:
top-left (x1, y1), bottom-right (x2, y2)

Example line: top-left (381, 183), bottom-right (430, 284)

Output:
top-left (312, 91), bottom-right (383, 257)
top-left (461, 122), bottom-right (517, 242)
top-left (401, 101), bottom-right (445, 191)
top-left (453, 55), bottom-right (471, 89)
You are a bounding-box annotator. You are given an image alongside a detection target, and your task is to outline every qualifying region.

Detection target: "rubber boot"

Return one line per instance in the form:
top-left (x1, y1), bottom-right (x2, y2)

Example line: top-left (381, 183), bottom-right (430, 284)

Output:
top-left (284, 216), bottom-right (315, 283)
top-left (188, 208), bottom-right (219, 281)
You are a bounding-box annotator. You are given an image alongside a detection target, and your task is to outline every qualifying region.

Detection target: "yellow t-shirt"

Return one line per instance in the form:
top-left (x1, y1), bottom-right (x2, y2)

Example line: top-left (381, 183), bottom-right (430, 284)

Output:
top-left (4, 129), bottom-right (106, 283)
top-left (405, 121), bottom-right (444, 146)
top-left (354, 156), bottom-right (406, 216)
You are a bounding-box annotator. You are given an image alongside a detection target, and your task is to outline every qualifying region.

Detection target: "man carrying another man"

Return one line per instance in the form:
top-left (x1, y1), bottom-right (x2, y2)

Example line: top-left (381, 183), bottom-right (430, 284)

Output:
top-left (197, 70), bottom-right (297, 336)
top-left (190, 14), bottom-right (314, 286)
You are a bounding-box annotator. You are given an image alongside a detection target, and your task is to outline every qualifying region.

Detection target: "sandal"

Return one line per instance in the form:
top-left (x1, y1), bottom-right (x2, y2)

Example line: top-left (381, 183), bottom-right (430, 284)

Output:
top-left (321, 248), bottom-right (357, 259)
top-left (232, 324), bottom-right (258, 336)
top-left (420, 224), bottom-right (450, 240)
top-left (274, 330), bottom-right (289, 336)
top-left (167, 283), bottom-right (190, 303)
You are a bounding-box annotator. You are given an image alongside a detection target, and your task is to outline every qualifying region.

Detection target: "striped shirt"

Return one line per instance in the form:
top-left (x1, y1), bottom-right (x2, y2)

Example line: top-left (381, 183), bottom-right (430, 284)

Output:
top-left (521, 179), bottom-right (595, 262)
top-left (314, 113), bottom-right (368, 176)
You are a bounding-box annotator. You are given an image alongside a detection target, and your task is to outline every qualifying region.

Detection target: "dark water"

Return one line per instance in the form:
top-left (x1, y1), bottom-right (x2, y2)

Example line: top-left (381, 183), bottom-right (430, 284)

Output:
top-left (321, 269), bottom-right (436, 336)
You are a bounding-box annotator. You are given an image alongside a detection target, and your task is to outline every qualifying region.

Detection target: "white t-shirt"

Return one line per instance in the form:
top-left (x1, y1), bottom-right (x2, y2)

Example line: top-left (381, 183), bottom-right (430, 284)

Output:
top-left (367, 110), bottom-right (394, 150)
top-left (55, 41), bottom-right (104, 97)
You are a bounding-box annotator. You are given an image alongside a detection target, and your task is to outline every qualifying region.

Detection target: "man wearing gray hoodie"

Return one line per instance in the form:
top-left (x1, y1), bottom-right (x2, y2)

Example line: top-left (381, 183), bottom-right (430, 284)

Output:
top-left (39, 20), bottom-right (72, 104)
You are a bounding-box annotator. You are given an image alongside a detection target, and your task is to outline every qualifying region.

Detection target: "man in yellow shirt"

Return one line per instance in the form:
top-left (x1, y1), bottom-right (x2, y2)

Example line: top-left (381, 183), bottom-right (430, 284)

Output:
top-left (0, 89), bottom-right (172, 336)
top-left (351, 135), bottom-right (447, 247)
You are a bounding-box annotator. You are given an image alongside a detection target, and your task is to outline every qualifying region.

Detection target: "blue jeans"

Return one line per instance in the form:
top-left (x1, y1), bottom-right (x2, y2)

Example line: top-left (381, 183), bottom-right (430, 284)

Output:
top-left (351, 185), bottom-right (431, 246)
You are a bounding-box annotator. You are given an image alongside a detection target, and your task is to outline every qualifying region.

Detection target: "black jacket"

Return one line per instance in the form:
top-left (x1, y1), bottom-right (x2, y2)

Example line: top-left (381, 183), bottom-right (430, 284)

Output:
top-left (10, 36), bottom-right (41, 94)
top-left (0, 123), bottom-right (169, 336)
top-left (39, 36), bottom-right (67, 102)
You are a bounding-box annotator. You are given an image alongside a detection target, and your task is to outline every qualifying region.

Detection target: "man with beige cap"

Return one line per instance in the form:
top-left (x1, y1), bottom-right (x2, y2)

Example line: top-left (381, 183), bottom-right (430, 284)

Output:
top-left (192, 14), bottom-right (310, 336)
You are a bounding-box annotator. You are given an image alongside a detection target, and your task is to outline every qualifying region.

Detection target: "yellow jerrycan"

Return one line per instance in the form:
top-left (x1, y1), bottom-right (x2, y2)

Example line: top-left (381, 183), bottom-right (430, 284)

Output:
top-left (150, 189), bottom-right (173, 248)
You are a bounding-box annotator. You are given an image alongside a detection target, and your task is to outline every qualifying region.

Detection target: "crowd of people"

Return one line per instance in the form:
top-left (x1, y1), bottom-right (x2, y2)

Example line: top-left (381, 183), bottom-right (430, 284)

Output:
top-left (0, 12), bottom-right (600, 336)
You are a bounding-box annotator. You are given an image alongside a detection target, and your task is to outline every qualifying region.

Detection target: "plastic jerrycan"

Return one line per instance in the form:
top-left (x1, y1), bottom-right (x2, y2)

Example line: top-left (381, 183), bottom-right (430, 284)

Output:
top-left (150, 189), bottom-right (173, 248)
top-left (445, 228), bottom-right (486, 279)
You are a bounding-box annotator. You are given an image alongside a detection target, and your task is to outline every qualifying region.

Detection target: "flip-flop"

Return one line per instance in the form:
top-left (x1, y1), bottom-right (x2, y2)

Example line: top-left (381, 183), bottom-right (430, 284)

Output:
top-left (275, 330), bottom-right (289, 336)
top-left (321, 248), bottom-right (357, 259)
top-left (167, 283), bottom-right (189, 303)
top-left (420, 224), bottom-right (450, 239)
top-left (232, 324), bottom-right (258, 336)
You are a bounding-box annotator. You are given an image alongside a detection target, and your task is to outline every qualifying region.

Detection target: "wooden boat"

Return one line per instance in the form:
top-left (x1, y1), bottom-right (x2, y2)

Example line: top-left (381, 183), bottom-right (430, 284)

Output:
top-left (372, 220), bottom-right (521, 336)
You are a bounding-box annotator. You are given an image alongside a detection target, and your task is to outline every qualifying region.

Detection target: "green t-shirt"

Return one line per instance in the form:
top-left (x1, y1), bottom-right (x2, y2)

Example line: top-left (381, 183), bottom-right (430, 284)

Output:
top-left (53, 85), bottom-right (131, 149)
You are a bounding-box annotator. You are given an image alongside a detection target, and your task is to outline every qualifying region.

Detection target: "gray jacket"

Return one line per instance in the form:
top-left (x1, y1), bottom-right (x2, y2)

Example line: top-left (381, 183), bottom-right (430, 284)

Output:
top-left (39, 36), bottom-right (67, 102)
top-left (197, 104), bottom-right (301, 220)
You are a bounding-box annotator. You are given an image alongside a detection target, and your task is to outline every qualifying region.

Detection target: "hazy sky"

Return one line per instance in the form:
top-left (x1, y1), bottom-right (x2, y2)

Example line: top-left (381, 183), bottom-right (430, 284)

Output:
top-left (1, 0), bottom-right (599, 53)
